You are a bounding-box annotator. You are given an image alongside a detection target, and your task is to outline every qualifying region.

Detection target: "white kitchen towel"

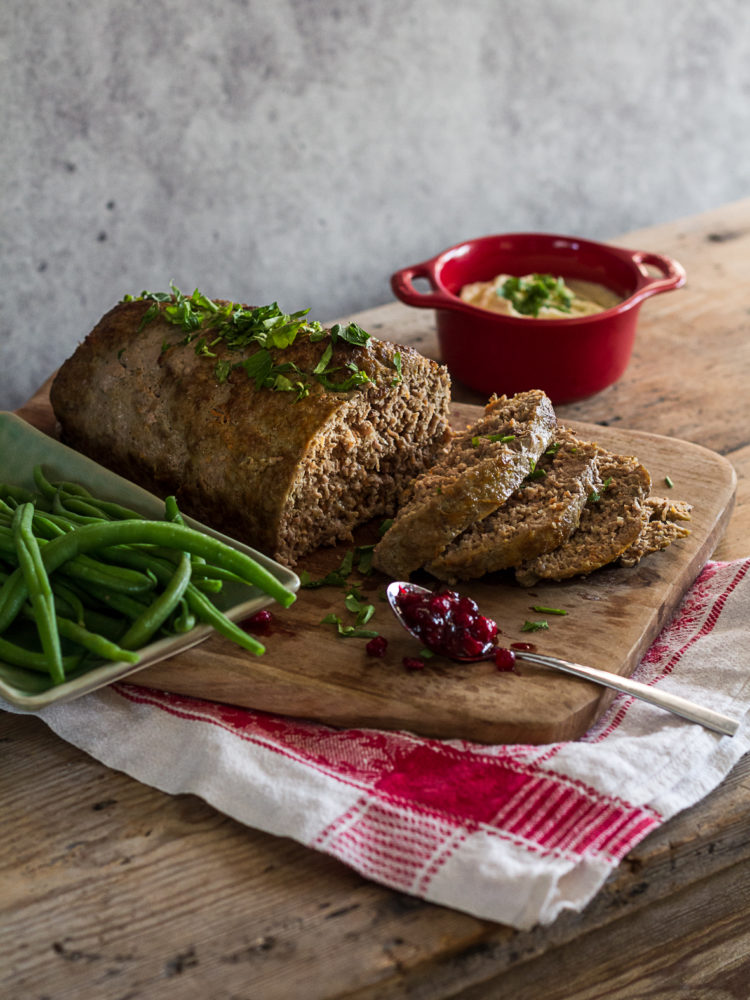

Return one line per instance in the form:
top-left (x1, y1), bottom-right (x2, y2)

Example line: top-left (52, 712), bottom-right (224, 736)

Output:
top-left (4, 558), bottom-right (750, 930)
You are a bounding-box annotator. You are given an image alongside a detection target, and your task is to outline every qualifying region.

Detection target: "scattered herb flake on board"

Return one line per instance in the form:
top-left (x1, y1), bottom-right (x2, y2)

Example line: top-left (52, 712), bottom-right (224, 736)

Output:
top-left (531, 606), bottom-right (567, 616)
top-left (344, 591), bottom-right (375, 626)
top-left (521, 620), bottom-right (550, 632)
top-left (665, 475), bottom-right (674, 488)
top-left (299, 550), bottom-right (354, 589)
top-left (356, 544), bottom-right (375, 574)
top-left (320, 613), bottom-right (379, 639)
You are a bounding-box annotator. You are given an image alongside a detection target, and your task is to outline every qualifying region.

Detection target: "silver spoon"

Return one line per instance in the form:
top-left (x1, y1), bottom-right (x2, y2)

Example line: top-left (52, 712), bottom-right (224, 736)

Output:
top-left (386, 582), bottom-right (739, 738)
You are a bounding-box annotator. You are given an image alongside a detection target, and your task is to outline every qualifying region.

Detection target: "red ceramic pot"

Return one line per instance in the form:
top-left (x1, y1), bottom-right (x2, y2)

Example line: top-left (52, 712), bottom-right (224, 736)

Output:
top-left (390, 233), bottom-right (686, 404)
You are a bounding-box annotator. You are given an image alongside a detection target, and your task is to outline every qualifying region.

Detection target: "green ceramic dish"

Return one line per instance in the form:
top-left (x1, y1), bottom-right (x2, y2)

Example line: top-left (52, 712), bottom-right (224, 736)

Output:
top-left (0, 412), bottom-right (300, 710)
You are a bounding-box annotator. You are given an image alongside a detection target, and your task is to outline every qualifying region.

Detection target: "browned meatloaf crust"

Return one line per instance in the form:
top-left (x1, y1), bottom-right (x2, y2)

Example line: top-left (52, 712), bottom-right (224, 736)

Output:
top-left (515, 451), bottom-right (651, 585)
top-left (372, 390), bottom-right (557, 579)
top-left (50, 298), bottom-right (453, 566)
top-left (425, 427), bottom-right (601, 581)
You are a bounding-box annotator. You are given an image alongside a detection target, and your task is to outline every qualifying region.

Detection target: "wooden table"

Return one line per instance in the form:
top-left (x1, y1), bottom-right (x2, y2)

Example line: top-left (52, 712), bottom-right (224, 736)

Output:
top-left (3, 200), bottom-right (750, 999)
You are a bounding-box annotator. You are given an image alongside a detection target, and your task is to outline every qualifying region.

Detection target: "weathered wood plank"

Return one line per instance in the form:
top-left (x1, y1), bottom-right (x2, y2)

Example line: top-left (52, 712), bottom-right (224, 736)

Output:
top-left (4, 198), bottom-right (750, 999)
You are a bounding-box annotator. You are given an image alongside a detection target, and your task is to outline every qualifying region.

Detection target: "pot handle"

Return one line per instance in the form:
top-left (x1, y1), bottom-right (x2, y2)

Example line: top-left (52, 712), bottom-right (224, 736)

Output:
top-left (390, 260), bottom-right (456, 310)
top-left (616, 248), bottom-right (687, 299)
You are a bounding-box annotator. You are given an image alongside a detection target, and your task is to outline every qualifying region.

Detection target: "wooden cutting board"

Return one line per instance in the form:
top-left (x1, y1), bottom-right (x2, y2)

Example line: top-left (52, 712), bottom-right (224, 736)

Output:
top-left (127, 405), bottom-right (734, 744)
top-left (16, 392), bottom-right (736, 744)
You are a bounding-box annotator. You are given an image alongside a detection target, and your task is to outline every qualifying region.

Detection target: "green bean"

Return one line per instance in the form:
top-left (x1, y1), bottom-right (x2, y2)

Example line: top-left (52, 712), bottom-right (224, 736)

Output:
top-left (99, 544), bottom-right (222, 594)
top-left (0, 661), bottom-right (64, 693)
top-left (52, 491), bottom-right (108, 523)
top-left (37, 521), bottom-right (295, 605)
top-left (0, 483), bottom-right (44, 507)
top-left (77, 496), bottom-right (144, 521)
top-left (0, 477), bottom-right (296, 682)
top-left (0, 525), bottom-right (157, 595)
top-left (32, 467), bottom-right (92, 500)
top-left (31, 512), bottom-right (69, 538)
top-left (120, 552), bottom-right (192, 650)
top-left (15, 602), bottom-right (135, 666)
top-left (91, 541), bottom-right (265, 655)
top-left (55, 616), bottom-right (139, 665)
top-left (184, 582), bottom-right (265, 655)
top-left (74, 580), bottom-right (154, 621)
top-left (11, 503), bottom-right (64, 683)
top-left (172, 598), bottom-right (196, 633)
top-left (164, 495), bottom-right (208, 569)
top-left (50, 578), bottom-right (86, 625)
top-left (57, 553), bottom-right (156, 595)
top-left (165, 495), bottom-right (183, 522)
top-left (31, 465), bottom-right (83, 501)
top-left (0, 632), bottom-right (81, 674)
top-left (39, 471), bottom-right (144, 523)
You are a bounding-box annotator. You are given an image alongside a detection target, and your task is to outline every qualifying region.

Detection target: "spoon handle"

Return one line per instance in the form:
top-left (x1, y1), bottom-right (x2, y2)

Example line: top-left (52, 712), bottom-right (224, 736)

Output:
top-left (515, 651), bottom-right (739, 737)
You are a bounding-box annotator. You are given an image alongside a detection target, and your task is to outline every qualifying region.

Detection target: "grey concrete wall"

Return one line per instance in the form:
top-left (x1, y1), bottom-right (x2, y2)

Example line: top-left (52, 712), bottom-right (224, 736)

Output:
top-left (2, 0), bottom-right (750, 409)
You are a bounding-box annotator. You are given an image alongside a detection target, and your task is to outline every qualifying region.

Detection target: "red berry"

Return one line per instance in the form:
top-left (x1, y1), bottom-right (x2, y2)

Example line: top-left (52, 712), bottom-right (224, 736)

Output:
top-left (456, 596), bottom-right (479, 616)
top-left (248, 609), bottom-right (272, 625)
top-left (403, 656), bottom-right (425, 671)
top-left (366, 635), bottom-right (388, 657)
top-left (471, 615), bottom-right (499, 643)
top-left (494, 647), bottom-right (516, 672)
top-left (461, 635), bottom-right (487, 658)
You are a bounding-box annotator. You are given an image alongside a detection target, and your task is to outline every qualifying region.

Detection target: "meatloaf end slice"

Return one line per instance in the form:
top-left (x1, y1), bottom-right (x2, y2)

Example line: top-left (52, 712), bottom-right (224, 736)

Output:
top-left (618, 497), bottom-right (692, 567)
top-left (372, 390), bottom-right (557, 579)
top-left (515, 451), bottom-right (651, 586)
top-left (425, 427), bottom-right (601, 581)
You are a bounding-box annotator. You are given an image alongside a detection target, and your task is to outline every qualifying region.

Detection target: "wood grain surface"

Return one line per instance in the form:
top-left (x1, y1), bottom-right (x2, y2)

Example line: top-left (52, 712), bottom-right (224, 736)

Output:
top-left (136, 417), bottom-right (735, 743)
top-left (10, 394), bottom-right (736, 743)
top-left (4, 199), bottom-right (750, 999)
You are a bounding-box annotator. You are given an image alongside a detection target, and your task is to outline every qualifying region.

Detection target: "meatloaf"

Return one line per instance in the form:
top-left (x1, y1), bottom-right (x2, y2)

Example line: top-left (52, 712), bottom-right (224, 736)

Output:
top-left (618, 496), bottom-right (692, 567)
top-left (515, 451), bottom-right (651, 585)
top-left (372, 390), bottom-right (557, 579)
top-left (425, 427), bottom-right (601, 581)
top-left (50, 294), bottom-right (453, 566)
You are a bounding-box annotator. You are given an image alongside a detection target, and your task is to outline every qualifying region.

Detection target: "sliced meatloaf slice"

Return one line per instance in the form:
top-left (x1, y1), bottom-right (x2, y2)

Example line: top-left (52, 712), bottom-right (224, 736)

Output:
top-left (50, 296), bottom-right (453, 566)
top-left (618, 497), bottom-right (692, 567)
top-left (425, 427), bottom-right (601, 581)
top-left (515, 451), bottom-right (651, 586)
top-left (372, 390), bottom-right (557, 579)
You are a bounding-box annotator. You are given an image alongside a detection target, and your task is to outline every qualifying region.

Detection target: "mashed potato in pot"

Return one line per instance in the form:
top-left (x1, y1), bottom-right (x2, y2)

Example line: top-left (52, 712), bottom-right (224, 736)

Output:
top-left (459, 272), bottom-right (621, 319)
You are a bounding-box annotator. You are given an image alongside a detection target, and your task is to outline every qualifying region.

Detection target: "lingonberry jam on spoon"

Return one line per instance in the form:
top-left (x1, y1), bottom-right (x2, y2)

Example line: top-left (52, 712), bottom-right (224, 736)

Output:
top-left (388, 582), bottom-right (499, 660)
top-left (384, 582), bottom-right (738, 735)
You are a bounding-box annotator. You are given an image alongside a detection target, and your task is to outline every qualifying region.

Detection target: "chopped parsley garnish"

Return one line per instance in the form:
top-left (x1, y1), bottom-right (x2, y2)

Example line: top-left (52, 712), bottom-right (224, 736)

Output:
top-left (391, 352), bottom-right (403, 386)
top-left (521, 620), bottom-right (550, 633)
top-left (526, 459), bottom-right (547, 482)
top-left (588, 476), bottom-right (613, 503)
top-left (344, 591), bottom-right (375, 625)
top-left (471, 433), bottom-right (516, 447)
top-left (124, 284), bottom-right (373, 399)
top-left (665, 475), bottom-right (674, 489)
top-left (499, 274), bottom-right (574, 317)
top-left (320, 613), bottom-right (379, 639)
